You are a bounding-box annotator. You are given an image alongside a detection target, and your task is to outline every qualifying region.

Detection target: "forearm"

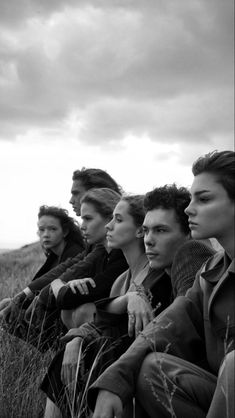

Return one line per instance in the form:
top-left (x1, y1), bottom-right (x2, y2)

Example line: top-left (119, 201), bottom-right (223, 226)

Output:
top-left (104, 294), bottom-right (128, 314)
top-left (50, 279), bottom-right (66, 298)
top-left (28, 253), bottom-right (83, 293)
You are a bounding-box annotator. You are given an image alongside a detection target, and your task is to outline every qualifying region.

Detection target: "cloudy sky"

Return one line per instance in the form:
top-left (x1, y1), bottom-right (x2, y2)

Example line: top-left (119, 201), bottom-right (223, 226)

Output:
top-left (0, 0), bottom-right (233, 249)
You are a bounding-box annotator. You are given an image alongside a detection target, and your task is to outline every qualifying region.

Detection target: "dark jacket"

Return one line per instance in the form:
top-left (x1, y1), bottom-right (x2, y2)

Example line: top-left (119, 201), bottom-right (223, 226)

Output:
top-left (28, 245), bottom-right (93, 293)
top-left (55, 248), bottom-right (128, 309)
top-left (32, 240), bottom-right (84, 281)
top-left (171, 239), bottom-right (215, 297)
top-left (88, 251), bottom-right (235, 409)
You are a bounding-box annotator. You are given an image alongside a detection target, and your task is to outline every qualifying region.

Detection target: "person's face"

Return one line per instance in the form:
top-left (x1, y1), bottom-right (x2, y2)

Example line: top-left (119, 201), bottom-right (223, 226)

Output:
top-left (185, 172), bottom-right (234, 242)
top-left (80, 202), bottom-right (108, 245)
top-left (69, 180), bottom-right (87, 216)
top-left (106, 200), bottom-right (141, 250)
top-left (37, 215), bottom-right (65, 253)
top-left (143, 208), bottom-right (189, 272)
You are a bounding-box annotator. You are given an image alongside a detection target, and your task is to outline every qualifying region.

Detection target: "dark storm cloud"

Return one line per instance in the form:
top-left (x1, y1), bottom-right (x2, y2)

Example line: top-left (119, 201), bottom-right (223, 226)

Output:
top-left (0, 0), bottom-right (233, 148)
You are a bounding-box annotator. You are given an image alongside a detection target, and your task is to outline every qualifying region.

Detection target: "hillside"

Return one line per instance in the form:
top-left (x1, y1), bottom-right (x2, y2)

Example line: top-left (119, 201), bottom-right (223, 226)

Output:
top-left (0, 241), bottom-right (46, 299)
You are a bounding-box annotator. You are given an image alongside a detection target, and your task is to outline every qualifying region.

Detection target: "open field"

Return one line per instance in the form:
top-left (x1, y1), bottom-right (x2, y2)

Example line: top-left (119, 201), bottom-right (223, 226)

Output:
top-left (0, 243), bottom-right (54, 418)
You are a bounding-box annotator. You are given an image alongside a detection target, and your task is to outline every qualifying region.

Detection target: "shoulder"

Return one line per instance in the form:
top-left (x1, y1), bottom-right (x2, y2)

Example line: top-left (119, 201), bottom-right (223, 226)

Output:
top-left (61, 240), bottom-right (84, 260)
top-left (171, 239), bottom-right (216, 297)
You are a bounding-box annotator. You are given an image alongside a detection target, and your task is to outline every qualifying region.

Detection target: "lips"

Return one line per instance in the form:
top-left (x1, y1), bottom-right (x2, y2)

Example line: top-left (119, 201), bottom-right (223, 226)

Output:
top-left (146, 253), bottom-right (158, 258)
top-left (188, 220), bottom-right (198, 227)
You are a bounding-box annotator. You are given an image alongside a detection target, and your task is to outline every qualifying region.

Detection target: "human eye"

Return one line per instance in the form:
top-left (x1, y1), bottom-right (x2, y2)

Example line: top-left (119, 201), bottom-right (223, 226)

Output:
top-left (82, 215), bottom-right (92, 221)
top-left (198, 195), bottom-right (211, 203)
top-left (156, 227), bottom-right (167, 233)
top-left (49, 227), bottom-right (57, 231)
top-left (115, 215), bottom-right (122, 223)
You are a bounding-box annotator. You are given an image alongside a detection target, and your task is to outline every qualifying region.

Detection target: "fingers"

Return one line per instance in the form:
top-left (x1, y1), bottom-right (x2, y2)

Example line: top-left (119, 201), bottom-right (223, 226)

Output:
top-left (128, 312), bottom-right (136, 338)
top-left (128, 309), bottom-right (153, 338)
top-left (69, 278), bottom-right (96, 295)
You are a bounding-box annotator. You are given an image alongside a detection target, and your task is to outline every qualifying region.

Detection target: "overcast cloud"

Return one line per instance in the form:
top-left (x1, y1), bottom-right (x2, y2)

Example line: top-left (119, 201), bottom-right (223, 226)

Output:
top-left (0, 0), bottom-right (233, 248)
top-left (0, 0), bottom-right (233, 149)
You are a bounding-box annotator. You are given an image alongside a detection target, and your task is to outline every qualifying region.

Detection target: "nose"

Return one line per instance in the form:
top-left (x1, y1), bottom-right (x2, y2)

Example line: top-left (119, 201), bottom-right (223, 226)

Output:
top-left (144, 231), bottom-right (154, 247)
top-left (106, 219), bottom-right (114, 231)
top-left (42, 229), bottom-right (50, 238)
top-left (184, 201), bottom-right (195, 216)
top-left (69, 195), bottom-right (74, 205)
top-left (81, 221), bottom-right (86, 232)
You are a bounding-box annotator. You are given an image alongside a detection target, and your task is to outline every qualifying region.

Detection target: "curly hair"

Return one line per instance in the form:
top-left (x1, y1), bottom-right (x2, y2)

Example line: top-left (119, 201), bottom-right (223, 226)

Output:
top-left (72, 168), bottom-right (122, 194)
top-left (192, 150), bottom-right (235, 201)
top-left (144, 184), bottom-right (191, 235)
top-left (38, 205), bottom-right (84, 247)
top-left (80, 188), bottom-right (121, 220)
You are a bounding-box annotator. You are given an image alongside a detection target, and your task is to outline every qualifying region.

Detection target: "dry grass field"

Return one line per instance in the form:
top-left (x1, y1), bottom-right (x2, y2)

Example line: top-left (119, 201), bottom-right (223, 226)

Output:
top-left (0, 243), bottom-right (54, 418)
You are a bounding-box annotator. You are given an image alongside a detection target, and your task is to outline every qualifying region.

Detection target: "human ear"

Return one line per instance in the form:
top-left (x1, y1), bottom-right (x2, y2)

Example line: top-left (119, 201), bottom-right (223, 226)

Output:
top-left (136, 227), bottom-right (144, 238)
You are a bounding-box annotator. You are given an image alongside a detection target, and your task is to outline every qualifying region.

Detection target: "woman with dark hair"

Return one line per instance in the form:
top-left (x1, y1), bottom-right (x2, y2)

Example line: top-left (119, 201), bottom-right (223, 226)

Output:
top-left (33, 205), bottom-right (84, 279)
top-left (0, 205), bottom-right (84, 312)
top-left (0, 189), bottom-right (128, 352)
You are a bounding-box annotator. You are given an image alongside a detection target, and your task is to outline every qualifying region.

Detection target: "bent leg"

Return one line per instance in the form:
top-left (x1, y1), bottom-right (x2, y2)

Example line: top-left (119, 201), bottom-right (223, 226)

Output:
top-left (207, 350), bottom-right (235, 418)
top-left (136, 352), bottom-right (217, 418)
top-left (61, 303), bottom-right (96, 329)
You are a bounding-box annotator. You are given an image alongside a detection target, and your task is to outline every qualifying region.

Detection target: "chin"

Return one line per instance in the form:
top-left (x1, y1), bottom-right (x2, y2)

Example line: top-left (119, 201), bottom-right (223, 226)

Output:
top-left (148, 260), bottom-right (161, 270)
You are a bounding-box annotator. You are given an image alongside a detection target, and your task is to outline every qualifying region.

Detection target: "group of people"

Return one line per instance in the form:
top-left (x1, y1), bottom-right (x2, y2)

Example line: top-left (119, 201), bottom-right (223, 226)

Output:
top-left (0, 150), bottom-right (234, 418)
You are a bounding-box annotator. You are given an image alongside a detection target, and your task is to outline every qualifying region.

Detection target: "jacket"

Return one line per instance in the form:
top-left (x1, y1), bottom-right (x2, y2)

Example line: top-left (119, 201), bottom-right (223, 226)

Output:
top-left (88, 251), bottom-right (235, 408)
top-left (32, 239), bottom-right (84, 280)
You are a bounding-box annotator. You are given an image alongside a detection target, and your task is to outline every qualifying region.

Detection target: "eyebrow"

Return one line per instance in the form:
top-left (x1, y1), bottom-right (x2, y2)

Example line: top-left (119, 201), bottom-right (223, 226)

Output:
top-left (143, 223), bottom-right (169, 228)
top-left (193, 190), bottom-right (211, 196)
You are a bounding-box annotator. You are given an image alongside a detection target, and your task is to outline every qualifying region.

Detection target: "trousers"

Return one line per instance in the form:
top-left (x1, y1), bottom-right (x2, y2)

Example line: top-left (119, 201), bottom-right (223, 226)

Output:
top-left (135, 350), bottom-right (234, 418)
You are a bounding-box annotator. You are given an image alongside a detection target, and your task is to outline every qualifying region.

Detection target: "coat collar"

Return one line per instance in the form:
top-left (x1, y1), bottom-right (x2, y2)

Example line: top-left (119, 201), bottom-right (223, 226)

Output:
top-left (201, 251), bottom-right (233, 284)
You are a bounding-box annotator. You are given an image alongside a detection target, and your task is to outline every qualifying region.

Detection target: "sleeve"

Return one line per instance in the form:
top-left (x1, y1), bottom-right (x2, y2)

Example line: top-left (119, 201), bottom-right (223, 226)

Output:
top-left (27, 250), bottom-right (87, 293)
top-left (88, 275), bottom-right (206, 409)
top-left (171, 239), bottom-right (215, 297)
top-left (56, 250), bottom-right (128, 309)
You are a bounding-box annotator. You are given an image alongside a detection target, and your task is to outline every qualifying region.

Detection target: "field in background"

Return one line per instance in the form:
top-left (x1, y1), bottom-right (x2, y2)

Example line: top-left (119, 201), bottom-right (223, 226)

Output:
top-left (0, 243), bottom-right (53, 418)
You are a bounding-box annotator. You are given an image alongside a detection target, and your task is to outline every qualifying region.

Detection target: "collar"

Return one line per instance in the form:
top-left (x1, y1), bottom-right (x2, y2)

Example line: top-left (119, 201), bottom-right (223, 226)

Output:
top-left (201, 251), bottom-right (234, 284)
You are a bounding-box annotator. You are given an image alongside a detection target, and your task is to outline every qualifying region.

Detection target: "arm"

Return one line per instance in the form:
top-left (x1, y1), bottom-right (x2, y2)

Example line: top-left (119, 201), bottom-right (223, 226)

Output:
top-left (56, 250), bottom-right (128, 309)
top-left (27, 250), bottom-right (87, 293)
top-left (88, 276), bottom-right (205, 410)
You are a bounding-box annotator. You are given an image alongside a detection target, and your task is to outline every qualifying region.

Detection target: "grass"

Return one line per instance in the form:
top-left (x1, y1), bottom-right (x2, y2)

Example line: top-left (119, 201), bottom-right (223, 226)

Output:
top-left (0, 242), bottom-right (54, 418)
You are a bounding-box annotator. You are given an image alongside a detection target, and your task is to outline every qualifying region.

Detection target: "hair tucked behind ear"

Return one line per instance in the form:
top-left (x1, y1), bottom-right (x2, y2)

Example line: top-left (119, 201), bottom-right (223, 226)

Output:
top-left (80, 188), bottom-right (121, 221)
top-left (192, 150), bottom-right (235, 201)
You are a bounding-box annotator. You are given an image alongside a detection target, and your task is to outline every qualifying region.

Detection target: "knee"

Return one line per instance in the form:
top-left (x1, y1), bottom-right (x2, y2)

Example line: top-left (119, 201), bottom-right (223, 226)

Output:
top-left (72, 303), bottom-right (96, 327)
top-left (219, 350), bottom-right (235, 379)
top-left (61, 309), bottom-right (74, 329)
top-left (137, 352), bottom-right (161, 392)
top-left (61, 303), bottom-right (96, 329)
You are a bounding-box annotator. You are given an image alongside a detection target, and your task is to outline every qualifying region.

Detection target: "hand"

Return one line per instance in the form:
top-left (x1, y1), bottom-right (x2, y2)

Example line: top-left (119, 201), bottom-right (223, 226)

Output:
top-left (127, 292), bottom-right (153, 338)
top-left (60, 328), bottom-right (83, 344)
top-left (92, 390), bottom-right (123, 418)
top-left (61, 337), bottom-right (84, 388)
top-left (68, 278), bottom-right (96, 295)
top-left (0, 297), bottom-right (11, 312)
top-left (0, 292), bottom-right (27, 324)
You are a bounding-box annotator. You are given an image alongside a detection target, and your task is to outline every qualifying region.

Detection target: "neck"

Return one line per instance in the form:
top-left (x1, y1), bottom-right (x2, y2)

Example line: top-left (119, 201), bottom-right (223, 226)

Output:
top-left (217, 235), bottom-right (234, 260)
top-left (122, 243), bottom-right (145, 271)
top-left (52, 240), bottom-right (66, 257)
